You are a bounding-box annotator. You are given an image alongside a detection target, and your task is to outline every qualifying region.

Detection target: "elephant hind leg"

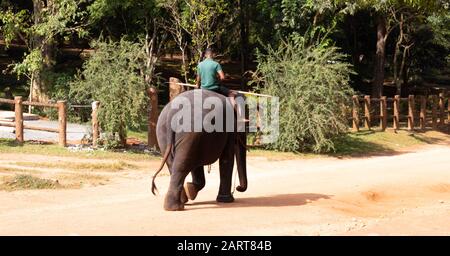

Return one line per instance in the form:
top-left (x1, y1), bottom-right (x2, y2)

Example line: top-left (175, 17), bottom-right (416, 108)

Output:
top-left (185, 166), bottom-right (205, 200)
top-left (164, 171), bottom-right (189, 211)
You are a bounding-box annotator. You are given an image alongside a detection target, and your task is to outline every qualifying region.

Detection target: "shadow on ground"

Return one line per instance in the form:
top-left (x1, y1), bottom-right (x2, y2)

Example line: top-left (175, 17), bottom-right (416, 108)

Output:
top-left (408, 130), bottom-right (450, 145)
top-left (331, 130), bottom-right (401, 158)
top-left (186, 193), bottom-right (332, 210)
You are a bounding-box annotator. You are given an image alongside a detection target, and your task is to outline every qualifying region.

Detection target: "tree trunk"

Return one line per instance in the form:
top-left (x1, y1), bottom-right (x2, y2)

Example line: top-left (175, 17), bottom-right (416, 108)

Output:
top-left (118, 122), bottom-right (127, 147)
top-left (399, 44), bottom-right (412, 96)
top-left (143, 28), bottom-right (161, 149)
top-left (239, 0), bottom-right (249, 90)
top-left (372, 15), bottom-right (387, 98)
top-left (147, 86), bottom-right (158, 149)
top-left (31, 0), bottom-right (54, 103)
top-left (394, 14), bottom-right (404, 95)
top-left (180, 44), bottom-right (189, 83)
top-left (349, 15), bottom-right (359, 67)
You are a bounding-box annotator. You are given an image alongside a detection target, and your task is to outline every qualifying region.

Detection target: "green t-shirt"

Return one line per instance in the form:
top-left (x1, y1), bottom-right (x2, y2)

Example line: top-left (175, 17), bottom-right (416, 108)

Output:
top-left (197, 58), bottom-right (222, 90)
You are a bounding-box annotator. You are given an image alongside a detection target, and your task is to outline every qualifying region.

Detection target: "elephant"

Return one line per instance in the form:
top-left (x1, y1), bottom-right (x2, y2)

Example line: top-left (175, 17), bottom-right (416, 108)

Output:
top-left (151, 89), bottom-right (248, 211)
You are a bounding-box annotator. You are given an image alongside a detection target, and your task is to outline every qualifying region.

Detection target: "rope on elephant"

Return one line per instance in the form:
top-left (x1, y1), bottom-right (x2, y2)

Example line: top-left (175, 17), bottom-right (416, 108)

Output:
top-left (232, 166), bottom-right (238, 195)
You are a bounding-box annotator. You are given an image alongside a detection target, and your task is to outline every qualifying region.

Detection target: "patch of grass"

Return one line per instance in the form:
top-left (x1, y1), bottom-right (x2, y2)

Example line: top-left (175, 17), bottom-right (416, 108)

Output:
top-left (0, 139), bottom-right (158, 161)
top-left (127, 129), bottom-right (147, 143)
top-left (12, 160), bottom-right (137, 172)
top-left (0, 174), bottom-right (61, 191)
top-left (248, 148), bottom-right (320, 161)
top-left (0, 172), bottom-right (110, 191)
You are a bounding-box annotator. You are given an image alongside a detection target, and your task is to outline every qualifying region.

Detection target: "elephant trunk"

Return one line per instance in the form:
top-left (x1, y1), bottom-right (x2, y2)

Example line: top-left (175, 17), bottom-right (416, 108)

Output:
top-left (235, 132), bottom-right (247, 192)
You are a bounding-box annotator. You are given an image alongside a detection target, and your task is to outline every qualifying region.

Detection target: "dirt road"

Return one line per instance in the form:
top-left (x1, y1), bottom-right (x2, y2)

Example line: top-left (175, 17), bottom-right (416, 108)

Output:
top-left (0, 145), bottom-right (449, 235)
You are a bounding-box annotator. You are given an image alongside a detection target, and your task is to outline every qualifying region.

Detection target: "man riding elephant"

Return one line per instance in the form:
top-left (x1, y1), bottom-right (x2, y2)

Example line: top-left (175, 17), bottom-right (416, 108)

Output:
top-left (196, 48), bottom-right (238, 106)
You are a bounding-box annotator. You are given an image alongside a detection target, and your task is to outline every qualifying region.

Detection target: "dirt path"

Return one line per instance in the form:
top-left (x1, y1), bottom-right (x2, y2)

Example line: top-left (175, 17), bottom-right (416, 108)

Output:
top-left (0, 145), bottom-right (449, 235)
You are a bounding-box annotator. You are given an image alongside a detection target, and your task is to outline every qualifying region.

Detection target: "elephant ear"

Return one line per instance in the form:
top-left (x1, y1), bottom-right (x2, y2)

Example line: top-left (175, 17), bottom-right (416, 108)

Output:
top-left (234, 94), bottom-right (247, 133)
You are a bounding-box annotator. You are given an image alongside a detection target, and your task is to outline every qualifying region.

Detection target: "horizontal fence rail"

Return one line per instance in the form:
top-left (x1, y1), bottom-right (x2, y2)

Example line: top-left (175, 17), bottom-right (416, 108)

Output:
top-left (351, 93), bottom-right (449, 132)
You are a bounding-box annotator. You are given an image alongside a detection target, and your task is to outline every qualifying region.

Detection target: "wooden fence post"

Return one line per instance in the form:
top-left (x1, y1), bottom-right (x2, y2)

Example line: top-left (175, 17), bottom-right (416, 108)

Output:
top-left (169, 77), bottom-right (185, 101)
top-left (420, 95), bottom-right (427, 130)
top-left (432, 95), bottom-right (438, 130)
top-left (380, 96), bottom-right (387, 131)
top-left (364, 95), bottom-right (371, 129)
top-left (439, 92), bottom-right (445, 127)
top-left (448, 94), bottom-right (450, 124)
top-left (393, 95), bottom-right (400, 130)
top-left (352, 95), bottom-right (360, 132)
top-left (57, 100), bottom-right (67, 147)
top-left (14, 96), bottom-right (24, 143)
top-left (148, 87), bottom-right (159, 149)
top-left (408, 95), bottom-right (415, 131)
top-left (91, 101), bottom-right (100, 147)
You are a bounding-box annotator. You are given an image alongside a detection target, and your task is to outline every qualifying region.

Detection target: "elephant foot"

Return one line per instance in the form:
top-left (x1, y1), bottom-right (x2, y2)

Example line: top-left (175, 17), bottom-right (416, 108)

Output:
top-left (184, 182), bottom-right (199, 200)
top-left (164, 201), bottom-right (185, 211)
top-left (216, 194), bottom-right (235, 203)
top-left (180, 188), bottom-right (188, 204)
top-left (164, 193), bottom-right (185, 211)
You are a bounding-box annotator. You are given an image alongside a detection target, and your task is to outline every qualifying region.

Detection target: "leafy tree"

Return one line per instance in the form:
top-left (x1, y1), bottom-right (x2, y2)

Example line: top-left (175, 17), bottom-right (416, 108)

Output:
top-left (163, 0), bottom-right (235, 81)
top-left (0, 0), bottom-right (88, 103)
top-left (70, 39), bottom-right (148, 147)
top-left (87, 0), bottom-right (167, 148)
top-left (253, 39), bottom-right (354, 153)
top-left (336, 0), bottom-right (444, 96)
top-left (408, 11), bottom-right (450, 85)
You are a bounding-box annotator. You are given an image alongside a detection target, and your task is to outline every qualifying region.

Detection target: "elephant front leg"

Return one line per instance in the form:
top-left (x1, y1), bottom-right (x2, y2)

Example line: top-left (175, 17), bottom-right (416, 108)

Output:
top-left (184, 166), bottom-right (205, 201)
top-left (164, 171), bottom-right (188, 211)
top-left (217, 139), bottom-right (235, 203)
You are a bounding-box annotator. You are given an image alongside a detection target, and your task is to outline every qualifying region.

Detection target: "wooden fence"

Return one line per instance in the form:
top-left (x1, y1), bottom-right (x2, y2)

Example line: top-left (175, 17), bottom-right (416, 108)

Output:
top-left (351, 93), bottom-right (449, 132)
top-left (0, 96), bottom-right (100, 147)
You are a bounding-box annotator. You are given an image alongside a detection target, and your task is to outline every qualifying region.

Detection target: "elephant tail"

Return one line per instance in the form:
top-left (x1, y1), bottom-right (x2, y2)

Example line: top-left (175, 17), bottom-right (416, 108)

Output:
top-left (151, 143), bottom-right (172, 195)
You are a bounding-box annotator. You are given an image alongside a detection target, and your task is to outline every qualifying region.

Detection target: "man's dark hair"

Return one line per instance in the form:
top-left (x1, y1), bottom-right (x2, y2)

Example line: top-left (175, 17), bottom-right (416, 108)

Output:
top-left (204, 48), bottom-right (214, 55)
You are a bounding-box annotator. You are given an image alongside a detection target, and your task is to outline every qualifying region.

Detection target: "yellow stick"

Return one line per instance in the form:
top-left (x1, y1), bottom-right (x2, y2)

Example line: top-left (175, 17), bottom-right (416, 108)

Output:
top-left (167, 82), bottom-right (274, 98)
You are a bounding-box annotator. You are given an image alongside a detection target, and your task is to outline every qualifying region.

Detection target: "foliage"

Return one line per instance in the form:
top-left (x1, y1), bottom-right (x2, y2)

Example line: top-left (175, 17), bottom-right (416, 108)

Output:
top-left (254, 39), bottom-right (354, 153)
top-left (162, 0), bottom-right (235, 80)
top-left (405, 11), bottom-right (450, 83)
top-left (88, 0), bottom-right (162, 37)
top-left (0, 0), bottom-right (90, 102)
top-left (34, 0), bottom-right (89, 40)
top-left (40, 72), bottom-right (92, 123)
top-left (9, 49), bottom-right (43, 80)
top-left (70, 39), bottom-right (149, 147)
top-left (180, 0), bottom-right (232, 58)
top-left (0, 0), bottom-right (89, 60)
top-left (0, 8), bottom-right (31, 46)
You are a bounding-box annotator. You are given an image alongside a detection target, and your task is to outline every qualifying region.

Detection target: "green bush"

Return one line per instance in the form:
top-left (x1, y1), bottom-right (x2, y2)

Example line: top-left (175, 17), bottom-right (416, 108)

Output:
top-left (70, 38), bottom-right (148, 147)
top-left (34, 72), bottom-right (91, 123)
top-left (254, 40), bottom-right (354, 153)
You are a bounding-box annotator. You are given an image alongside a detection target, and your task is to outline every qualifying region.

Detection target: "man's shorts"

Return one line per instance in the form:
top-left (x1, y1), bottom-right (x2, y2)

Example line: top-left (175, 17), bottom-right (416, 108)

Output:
top-left (209, 85), bottom-right (230, 97)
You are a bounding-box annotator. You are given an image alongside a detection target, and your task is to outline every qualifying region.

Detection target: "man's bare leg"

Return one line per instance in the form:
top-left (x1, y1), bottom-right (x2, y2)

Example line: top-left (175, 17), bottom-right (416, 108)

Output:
top-left (228, 91), bottom-right (248, 122)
